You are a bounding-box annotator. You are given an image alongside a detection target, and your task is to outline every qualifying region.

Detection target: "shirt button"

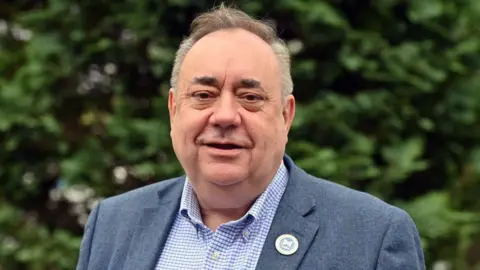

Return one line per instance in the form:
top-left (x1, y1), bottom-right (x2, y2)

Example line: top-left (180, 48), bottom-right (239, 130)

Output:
top-left (212, 251), bottom-right (220, 260)
top-left (243, 230), bottom-right (250, 238)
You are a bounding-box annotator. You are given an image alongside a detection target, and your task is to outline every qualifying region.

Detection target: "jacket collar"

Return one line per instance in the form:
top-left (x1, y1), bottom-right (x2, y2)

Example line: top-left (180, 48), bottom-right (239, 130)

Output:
top-left (255, 155), bottom-right (319, 270)
top-left (123, 177), bottom-right (184, 270)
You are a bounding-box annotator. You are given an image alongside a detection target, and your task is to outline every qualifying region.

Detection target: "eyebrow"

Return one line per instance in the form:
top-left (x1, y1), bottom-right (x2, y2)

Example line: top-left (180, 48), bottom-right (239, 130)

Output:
top-left (191, 76), bottom-right (219, 87)
top-left (238, 78), bottom-right (263, 90)
top-left (191, 76), bottom-right (265, 92)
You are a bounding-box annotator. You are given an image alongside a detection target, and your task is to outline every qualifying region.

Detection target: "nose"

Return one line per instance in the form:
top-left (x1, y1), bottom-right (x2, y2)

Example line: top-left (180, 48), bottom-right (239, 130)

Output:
top-left (209, 92), bottom-right (241, 128)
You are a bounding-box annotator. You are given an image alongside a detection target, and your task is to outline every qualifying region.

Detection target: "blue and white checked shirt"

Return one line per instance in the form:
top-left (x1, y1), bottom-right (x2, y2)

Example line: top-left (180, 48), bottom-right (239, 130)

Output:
top-left (155, 161), bottom-right (289, 270)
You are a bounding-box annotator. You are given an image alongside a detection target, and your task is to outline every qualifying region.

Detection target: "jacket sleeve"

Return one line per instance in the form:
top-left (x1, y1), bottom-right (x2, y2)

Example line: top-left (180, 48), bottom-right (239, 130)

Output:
top-left (376, 208), bottom-right (426, 270)
top-left (76, 203), bottom-right (100, 270)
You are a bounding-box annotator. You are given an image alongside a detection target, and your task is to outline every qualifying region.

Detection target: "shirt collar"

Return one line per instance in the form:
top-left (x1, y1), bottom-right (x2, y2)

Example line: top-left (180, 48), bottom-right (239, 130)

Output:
top-left (179, 161), bottom-right (289, 228)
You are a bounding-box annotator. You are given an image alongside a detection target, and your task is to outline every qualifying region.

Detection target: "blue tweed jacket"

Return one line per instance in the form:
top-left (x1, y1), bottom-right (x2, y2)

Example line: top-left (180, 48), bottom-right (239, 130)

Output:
top-left (76, 155), bottom-right (425, 269)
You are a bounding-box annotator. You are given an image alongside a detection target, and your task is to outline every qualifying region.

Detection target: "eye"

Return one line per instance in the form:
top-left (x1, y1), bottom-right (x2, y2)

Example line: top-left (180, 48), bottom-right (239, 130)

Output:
top-left (192, 91), bottom-right (214, 100)
top-left (241, 94), bottom-right (264, 102)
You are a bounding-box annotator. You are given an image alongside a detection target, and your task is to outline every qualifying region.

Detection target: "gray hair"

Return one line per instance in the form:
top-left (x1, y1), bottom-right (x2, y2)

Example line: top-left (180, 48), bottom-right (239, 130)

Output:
top-left (169, 4), bottom-right (293, 99)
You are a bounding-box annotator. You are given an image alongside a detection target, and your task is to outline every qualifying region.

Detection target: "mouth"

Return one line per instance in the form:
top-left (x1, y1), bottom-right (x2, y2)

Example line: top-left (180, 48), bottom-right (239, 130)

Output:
top-left (205, 143), bottom-right (243, 150)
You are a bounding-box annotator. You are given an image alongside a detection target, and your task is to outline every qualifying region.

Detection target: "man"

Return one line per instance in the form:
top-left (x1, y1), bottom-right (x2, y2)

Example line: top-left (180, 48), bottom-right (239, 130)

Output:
top-left (76, 5), bottom-right (425, 270)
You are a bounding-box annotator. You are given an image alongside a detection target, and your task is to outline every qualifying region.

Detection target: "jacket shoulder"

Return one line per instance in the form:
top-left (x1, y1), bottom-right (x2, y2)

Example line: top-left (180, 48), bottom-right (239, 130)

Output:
top-left (99, 176), bottom-right (185, 211)
top-left (296, 168), bottom-right (406, 221)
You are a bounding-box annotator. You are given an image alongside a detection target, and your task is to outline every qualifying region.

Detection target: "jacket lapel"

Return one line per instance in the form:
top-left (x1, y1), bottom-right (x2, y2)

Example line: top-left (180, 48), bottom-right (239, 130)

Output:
top-left (123, 177), bottom-right (184, 270)
top-left (256, 156), bottom-right (320, 270)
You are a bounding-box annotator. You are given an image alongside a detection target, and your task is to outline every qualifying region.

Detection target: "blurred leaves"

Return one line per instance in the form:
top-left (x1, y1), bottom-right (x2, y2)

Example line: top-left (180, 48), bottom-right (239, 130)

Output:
top-left (401, 192), bottom-right (479, 240)
top-left (381, 136), bottom-right (429, 182)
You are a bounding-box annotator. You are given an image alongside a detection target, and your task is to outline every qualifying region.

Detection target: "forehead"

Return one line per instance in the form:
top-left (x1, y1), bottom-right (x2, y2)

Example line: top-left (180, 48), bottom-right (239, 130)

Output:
top-left (179, 28), bottom-right (281, 90)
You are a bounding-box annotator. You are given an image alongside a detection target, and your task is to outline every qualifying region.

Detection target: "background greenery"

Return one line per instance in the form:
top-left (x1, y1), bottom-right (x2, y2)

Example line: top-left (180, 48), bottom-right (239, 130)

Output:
top-left (1, 0), bottom-right (479, 269)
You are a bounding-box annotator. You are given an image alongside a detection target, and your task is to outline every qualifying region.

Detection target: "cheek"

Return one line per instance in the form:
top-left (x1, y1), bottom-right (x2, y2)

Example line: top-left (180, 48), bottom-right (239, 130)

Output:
top-left (246, 112), bottom-right (285, 147)
top-left (173, 109), bottom-right (209, 141)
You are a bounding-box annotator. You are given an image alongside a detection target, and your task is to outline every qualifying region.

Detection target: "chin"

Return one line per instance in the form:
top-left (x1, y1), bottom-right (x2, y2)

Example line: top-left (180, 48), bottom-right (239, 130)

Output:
top-left (201, 164), bottom-right (248, 186)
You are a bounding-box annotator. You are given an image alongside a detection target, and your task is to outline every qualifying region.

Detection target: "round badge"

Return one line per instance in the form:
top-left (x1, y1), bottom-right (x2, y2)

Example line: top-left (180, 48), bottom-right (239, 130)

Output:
top-left (275, 234), bottom-right (299, 255)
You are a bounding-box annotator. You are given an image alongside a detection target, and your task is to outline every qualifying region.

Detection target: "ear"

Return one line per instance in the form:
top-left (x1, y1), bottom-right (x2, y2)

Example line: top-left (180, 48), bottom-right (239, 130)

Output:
top-left (282, 95), bottom-right (296, 135)
top-left (168, 88), bottom-right (177, 127)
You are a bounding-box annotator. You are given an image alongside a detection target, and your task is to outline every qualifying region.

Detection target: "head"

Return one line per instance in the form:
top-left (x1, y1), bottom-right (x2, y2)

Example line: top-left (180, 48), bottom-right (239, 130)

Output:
top-left (168, 4), bottom-right (296, 209)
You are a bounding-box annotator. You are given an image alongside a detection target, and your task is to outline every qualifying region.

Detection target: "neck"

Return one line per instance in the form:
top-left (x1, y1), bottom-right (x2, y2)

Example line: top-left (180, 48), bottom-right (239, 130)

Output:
top-left (199, 202), bottom-right (254, 231)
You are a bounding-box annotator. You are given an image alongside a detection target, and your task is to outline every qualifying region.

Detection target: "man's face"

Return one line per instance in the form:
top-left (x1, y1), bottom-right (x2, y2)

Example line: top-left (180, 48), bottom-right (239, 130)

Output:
top-left (168, 28), bottom-right (295, 207)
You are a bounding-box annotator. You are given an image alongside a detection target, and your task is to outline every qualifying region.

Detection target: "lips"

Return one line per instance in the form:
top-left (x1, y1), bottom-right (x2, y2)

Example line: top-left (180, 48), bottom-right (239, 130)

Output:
top-left (206, 143), bottom-right (242, 150)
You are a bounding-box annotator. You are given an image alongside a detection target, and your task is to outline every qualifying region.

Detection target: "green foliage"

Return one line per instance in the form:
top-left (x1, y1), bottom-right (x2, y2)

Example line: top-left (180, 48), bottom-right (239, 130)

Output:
top-left (1, 0), bottom-right (479, 269)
